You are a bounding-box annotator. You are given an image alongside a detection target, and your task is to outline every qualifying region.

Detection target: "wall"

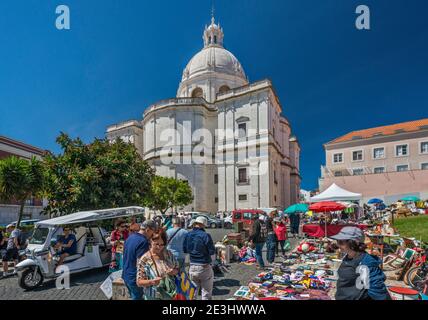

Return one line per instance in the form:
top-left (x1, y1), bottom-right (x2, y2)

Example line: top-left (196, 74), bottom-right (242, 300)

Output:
top-left (319, 169), bottom-right (428, 204)
top-left (0, 205), bottom-right (45, 224)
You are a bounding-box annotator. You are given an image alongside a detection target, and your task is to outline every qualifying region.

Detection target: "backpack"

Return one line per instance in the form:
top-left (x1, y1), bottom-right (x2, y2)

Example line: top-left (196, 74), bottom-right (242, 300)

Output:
top-left (16, 230), bottom-right (27, 247)
top-left (259, 220), bottom-right (268, 242)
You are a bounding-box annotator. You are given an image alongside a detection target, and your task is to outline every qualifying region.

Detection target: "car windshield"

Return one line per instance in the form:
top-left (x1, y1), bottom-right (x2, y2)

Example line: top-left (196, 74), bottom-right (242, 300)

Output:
top-left (29, 227), bottom-right (50, 245)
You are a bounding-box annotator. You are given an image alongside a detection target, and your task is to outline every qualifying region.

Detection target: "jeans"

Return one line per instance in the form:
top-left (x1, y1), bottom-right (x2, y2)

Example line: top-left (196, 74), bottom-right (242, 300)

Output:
top-left (125, 280), bottom-right (145, 300)
top-left (254, 242), bottom-right (265, 268)
top-left (189, 264), bottom-right (214, 300)
top-left (266, 234), bottom-right (276, 263)
top-left (276, 240), bottom-right (286, 255)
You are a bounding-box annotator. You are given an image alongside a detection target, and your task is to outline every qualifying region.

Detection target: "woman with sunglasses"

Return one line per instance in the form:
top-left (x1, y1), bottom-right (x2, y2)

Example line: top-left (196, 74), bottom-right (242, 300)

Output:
top-left (331, 226), bottom-right (391, 300)
top-left (136, 231), bottom-right (179, 300)
top-left (109, 219), bottom-right (129, 272)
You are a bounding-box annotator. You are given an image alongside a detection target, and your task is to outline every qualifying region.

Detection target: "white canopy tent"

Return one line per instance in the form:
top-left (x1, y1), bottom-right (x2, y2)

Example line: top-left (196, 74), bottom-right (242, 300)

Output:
top-left (36, 206), bottom-right (145, 227)
top-left (310, 183), bottom-right (362, 203)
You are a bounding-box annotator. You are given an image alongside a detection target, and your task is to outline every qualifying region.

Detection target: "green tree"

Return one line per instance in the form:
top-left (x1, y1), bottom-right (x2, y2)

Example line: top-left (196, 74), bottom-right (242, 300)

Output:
top-left (145, 176), bottom-right (193, 215)
top-left (43, 133), bottom-right (154, 216)
top-left (0, 156), bottom-right (45, 227)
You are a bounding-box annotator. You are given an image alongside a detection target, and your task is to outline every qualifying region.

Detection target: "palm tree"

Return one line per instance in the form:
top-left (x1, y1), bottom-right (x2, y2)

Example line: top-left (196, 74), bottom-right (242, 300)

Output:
top-left (0, 156), bottom-right (44, 228)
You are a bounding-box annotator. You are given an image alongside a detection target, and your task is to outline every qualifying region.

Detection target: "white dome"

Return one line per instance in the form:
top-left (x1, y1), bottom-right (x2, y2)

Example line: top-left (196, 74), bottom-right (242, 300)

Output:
top-left (182, 46), bottom-right (246, 81)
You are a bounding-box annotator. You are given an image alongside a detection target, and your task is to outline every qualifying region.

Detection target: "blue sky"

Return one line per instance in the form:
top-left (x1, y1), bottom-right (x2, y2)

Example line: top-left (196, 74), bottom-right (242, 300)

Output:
top-left (1, 0), bottom-right (427, 190)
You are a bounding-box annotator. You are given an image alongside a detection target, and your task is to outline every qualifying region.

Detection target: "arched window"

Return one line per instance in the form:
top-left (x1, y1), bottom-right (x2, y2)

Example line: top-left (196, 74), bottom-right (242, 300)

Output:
top-left (218, 85), bottom-right (230, 94)
top-left (191, 87), bottom-right (203, 98)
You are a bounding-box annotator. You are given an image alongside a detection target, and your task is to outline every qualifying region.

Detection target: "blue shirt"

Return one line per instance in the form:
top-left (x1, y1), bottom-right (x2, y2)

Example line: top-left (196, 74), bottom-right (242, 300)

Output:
top-left (166, 227), bottom-right (188, 260)
top-left (122, 233), bottom-right (149, 284)
top-left (60, 234), bottom-right (77, 254)
top-left (183, 228), bottom-right (215, 265)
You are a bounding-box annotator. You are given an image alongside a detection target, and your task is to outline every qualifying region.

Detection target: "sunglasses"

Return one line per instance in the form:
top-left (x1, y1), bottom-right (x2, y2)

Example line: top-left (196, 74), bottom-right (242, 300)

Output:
top-left (153, 242), bottom-right (165, 247)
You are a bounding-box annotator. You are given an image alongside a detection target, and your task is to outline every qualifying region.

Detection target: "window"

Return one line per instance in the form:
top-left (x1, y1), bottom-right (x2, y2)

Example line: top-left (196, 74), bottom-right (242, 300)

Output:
top-left (191, 87), bottom-right (203, 98)
top-left (352, 168), bottom-right (364, 176)
top-left (214, 174), bottom-right (218, 184)
top-left (397, 165), bottom-right (409, 172)
top-left (214, 197), bottom-right (218, 203)
top-left (238, 194), bottom-right (248, 201)
top-left (218, 85), bottom-right (230, 94)
top-left (243, 212), bottom-right (253, 220)
top-left (238, 168), bottom-right (248, 183)
top-left (421, 163), bottom-right (428, 170)
top-left (352, 150), bottom-right (363, 161)
top-left (421, 142), bottom-right (428, 154)
top-left (233, 212), bottom-right (242, 220)
top-left (333, 153), bottom-right (343, 164)
top-left (373, 167), bottom-right (385, 174)
top-left (214, 36), bottom-right (217, 44)
top-left (238, 123), bottom-right (247, 138)
top-left (373, 147), bottom-right (385, 159)
top-left (334, 171), bottom-right (343, 177)
top-left (396, 144), bottom-right (408, 157)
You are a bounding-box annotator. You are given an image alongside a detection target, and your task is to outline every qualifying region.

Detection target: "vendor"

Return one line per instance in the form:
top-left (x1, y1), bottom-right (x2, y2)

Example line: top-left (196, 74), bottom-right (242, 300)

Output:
top-left (330, 227), bottom-right (391, 300)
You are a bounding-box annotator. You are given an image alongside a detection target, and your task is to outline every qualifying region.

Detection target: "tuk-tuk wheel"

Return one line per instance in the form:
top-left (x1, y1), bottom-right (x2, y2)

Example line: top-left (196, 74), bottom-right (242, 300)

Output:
top-left (18, 268), bottom-right (44, 290)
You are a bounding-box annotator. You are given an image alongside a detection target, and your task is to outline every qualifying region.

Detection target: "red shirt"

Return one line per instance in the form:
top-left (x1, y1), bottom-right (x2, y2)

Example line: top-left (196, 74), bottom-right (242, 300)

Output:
top-left (111, 229), bottom-right (129, 253)
top-left (275, 223), bottom-right (287, 241)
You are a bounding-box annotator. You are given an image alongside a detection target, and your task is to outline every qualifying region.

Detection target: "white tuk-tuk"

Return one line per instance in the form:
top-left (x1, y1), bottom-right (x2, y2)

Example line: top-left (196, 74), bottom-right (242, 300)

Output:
top-left (16, 206), bottom-right (144, 290)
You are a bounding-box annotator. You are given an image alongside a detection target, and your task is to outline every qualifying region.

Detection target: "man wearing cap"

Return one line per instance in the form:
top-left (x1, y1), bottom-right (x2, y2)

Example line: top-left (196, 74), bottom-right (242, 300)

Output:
top-left (122, 220), bottom-right (158, 300)
top-left (183, 216), bottom-right (216, 300)
top-left (330, 226), bottom-right (391, 300)
top-left (1, 224), bottom-right (21, 275)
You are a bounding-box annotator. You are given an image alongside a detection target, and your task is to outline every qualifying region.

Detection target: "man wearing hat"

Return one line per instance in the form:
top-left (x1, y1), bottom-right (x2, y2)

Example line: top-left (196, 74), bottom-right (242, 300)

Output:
top-left (2, 224), bottom-right (21, 276)
top-left (122, 220), bottom-right (158, 300)
top-left (183, 216), bottom-right (216, 300)
top-left (330, 226), bottom-right (391, 300)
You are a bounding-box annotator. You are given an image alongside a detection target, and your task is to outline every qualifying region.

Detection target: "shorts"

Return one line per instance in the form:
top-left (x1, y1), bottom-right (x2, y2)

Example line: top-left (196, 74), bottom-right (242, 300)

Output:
top-left (2, 248), bottom-right (19, 262)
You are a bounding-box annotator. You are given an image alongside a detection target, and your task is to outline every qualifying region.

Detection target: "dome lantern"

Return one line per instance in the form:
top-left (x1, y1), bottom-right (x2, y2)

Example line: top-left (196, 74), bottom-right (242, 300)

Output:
top-left (203, 16), bottom-right (224, 48)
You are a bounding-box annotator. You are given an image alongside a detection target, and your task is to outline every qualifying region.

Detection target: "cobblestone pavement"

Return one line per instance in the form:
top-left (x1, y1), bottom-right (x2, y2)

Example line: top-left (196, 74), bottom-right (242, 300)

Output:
top-left (0, 228), bottom-right (298, 300)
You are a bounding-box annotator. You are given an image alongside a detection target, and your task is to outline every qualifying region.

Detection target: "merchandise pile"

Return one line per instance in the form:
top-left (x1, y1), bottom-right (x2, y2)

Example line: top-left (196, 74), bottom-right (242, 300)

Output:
top-left (233, 263), bottom-right (334, 300)
top-left (238, 246), bottom-right (257, 264)
top-left (233, 239), bottom-right (341, 300)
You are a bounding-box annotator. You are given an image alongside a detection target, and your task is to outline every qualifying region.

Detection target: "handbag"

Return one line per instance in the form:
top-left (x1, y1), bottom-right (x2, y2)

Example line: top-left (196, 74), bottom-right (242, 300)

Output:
top-left (150, 251), bottom-right (177, 300)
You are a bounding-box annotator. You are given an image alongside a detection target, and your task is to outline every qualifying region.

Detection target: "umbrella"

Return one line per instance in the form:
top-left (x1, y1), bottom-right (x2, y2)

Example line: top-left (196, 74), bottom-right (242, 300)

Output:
top-left (368, 198), bottom-right (383, 204)
top-left (400, 196), bottom-right (420, 202)
top-left (285, 203), bottom-right (309, 215)
top-left (309, 201), bottom-right (346, 213)
top-left (309, 201), bottom-right (346, 238)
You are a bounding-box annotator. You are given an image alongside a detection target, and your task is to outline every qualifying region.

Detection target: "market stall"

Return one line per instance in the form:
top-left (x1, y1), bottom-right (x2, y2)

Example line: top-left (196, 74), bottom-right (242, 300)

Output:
top-left (302, 223), bottom-right (369, 238)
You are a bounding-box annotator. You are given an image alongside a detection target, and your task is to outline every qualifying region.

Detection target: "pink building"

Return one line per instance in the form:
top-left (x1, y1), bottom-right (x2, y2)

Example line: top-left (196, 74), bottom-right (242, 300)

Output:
top-left (319, 119), bottom-right (428, 204)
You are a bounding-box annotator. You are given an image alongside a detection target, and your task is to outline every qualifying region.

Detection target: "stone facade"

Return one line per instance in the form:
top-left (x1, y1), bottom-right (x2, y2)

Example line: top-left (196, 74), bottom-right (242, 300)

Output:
top-left (107, 17), bottom-right (300, 213)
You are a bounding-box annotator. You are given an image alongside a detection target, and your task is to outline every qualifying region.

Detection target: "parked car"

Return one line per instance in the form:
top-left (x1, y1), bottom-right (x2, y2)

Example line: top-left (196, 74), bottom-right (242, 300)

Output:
top-left (223, 215), bottom-right (233, 229)
top-left (185, 212), bottom-right (222, 229)
top-left (232, 209), bottom-right (265, 231)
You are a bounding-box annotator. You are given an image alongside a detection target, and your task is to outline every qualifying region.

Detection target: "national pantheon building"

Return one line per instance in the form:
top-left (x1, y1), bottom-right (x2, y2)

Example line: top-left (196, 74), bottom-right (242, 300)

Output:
top-left (106, 17), bottom-right (301, 213)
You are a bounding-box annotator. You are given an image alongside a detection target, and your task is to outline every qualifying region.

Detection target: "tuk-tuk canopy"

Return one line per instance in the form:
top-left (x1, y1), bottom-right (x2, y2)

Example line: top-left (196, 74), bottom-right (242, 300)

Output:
top-left (36, 207), bottom-right (145, 227)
